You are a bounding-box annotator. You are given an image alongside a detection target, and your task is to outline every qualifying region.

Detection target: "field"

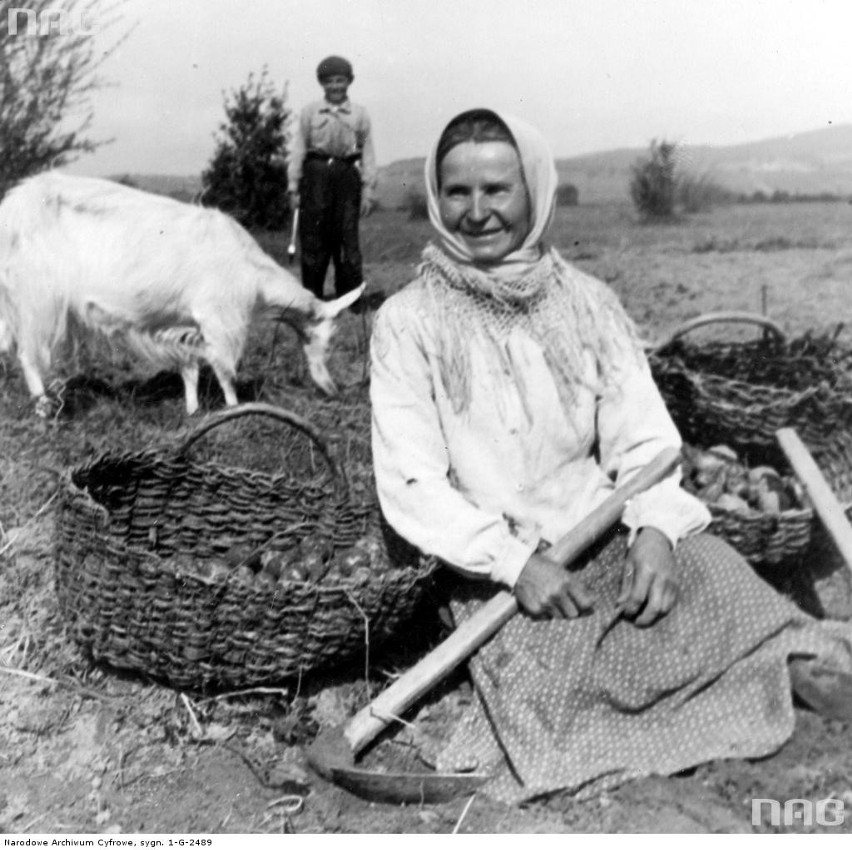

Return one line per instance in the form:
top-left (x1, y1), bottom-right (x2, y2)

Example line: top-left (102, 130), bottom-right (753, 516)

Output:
top-left (2, 200), bottom-right (852, 835)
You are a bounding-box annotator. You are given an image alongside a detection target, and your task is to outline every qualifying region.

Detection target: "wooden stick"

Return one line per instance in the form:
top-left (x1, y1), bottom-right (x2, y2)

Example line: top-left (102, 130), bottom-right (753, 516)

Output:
top-left (343, 446), bottom-right (682, 755)
top-left (776, 427), bottom-right (852, 571)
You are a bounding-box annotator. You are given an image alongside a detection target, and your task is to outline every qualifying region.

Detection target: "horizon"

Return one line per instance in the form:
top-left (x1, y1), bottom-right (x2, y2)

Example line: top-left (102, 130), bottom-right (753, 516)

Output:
top-left (61, 0), bottom-right (852, 179)
top-left (99, 120), bottom-right (852, 181)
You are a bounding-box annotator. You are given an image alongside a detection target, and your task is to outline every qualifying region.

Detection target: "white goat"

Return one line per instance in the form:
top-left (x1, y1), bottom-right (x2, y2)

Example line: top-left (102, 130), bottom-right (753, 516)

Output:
top-left (0, 172), bottom-right (363, 415)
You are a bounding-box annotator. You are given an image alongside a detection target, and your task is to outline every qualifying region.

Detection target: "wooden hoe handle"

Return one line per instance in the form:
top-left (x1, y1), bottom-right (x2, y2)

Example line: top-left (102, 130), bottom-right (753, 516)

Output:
top-left (344, 445), bottom-right (682, 754)
top-left (776, 427), bottom-right (852, 571)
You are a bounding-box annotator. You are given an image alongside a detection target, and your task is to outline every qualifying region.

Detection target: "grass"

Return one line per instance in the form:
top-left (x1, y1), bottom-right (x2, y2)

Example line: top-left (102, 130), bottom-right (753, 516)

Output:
top-left (1, 197), bottom-right (848, 669)
top-left (2, 199), bottom-right (852, 833)
top-left (2, 199), bottom-right (851, 515)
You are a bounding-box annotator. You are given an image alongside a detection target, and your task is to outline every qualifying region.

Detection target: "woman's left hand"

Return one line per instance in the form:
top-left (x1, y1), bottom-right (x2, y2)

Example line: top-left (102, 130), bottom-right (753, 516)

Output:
top-left (617, 527), bottom-right (678, 627)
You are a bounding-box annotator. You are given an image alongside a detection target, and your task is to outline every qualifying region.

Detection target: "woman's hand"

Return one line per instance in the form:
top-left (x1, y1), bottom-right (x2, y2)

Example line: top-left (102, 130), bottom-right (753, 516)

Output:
top-left (514, 552), bottom-right (594, 619)
top-left (617, 527), bottom-right (678, 626)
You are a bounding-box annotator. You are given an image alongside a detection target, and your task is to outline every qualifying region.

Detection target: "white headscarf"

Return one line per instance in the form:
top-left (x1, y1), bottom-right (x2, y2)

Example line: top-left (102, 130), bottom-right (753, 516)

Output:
top-left (424, 109), bottom-right (559, 279)
top-left (416, 108), bottom-right (642, 421)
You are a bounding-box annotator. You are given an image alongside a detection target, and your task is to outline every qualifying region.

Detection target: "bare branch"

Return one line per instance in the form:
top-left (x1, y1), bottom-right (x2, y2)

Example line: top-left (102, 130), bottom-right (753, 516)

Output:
top-left (0, 0), bottom-right (133, 196)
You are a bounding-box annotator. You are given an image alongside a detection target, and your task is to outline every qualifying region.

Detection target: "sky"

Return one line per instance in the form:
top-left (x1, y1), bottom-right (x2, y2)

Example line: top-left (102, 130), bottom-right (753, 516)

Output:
top-left (63, 0), bottom-right (852, 177)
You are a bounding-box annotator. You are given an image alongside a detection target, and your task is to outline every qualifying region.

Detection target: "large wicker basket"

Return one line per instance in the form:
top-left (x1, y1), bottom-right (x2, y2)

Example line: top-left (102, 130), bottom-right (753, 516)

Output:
top-left (649, 312), bottom-right (852, 460)
top-left (650, 313), bottom-right (852, 567)
top-left (54, 403), bottom-right (437, 691)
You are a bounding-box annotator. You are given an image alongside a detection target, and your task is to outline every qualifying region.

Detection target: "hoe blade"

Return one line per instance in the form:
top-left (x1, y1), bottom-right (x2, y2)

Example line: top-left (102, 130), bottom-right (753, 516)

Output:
top-left (330, 765), bottom-right (490, 804)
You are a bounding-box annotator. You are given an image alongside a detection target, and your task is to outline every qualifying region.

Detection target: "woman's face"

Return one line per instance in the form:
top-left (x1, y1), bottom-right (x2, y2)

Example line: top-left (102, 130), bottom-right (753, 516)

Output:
top-left (438, 140), bottom-right (531, 265)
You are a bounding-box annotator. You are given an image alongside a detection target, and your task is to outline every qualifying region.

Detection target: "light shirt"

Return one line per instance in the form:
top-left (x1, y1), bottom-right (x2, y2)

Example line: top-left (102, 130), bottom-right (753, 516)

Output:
top-left (370, 279), bottom-right (711, 589)
top-left (287, 98), bottom-right (377, 199)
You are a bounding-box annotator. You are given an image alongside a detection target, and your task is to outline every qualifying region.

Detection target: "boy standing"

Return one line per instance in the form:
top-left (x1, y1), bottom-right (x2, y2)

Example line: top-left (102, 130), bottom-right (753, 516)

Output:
top-left (288, 55), bottom-right (376, 300)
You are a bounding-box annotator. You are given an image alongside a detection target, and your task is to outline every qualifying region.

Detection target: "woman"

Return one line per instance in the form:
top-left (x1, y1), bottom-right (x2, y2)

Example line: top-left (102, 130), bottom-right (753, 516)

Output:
top-left (370, 108), bottom-right (852, 803)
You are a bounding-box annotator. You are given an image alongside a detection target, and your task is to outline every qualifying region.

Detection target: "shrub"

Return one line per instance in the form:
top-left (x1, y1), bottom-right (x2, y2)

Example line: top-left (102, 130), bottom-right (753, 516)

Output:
top-left (630, 139), bottom-right (677, 220)
top-left (404, 187), bottom-right (429, 221)
top-left (556, 183), bottom-right (579, 206)
top-left (202, 67), bottom-right (291, 230)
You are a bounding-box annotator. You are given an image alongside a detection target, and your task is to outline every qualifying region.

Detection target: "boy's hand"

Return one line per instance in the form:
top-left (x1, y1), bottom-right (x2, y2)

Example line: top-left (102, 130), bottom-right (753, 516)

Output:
top-left (288, 191), bottom-right (300, 211)
top-left (360, 196), bottom-right (374, 218)
top-left (617, 527), bottom-right (678, 626)
top-left (514, 552), bottom-right (594, 619)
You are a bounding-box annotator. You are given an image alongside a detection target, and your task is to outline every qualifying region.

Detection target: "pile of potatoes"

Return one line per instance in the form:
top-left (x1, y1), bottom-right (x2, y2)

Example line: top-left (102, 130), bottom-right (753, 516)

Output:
top-left (175, 530), bottom-right (388, 587)
top-left (682, 444), bottom-right (804, 515)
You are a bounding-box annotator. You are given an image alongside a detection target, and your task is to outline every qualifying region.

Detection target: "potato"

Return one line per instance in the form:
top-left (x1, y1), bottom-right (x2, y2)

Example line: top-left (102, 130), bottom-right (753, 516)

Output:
top-left (749, 474), bottom-right (794, 513)
top-left (259, 550), bottom-right (289, 580)
top-left (351, 566), bottom-right (373, 584)
top-left (787, 478), bottom-right (806, 509)
top-left (331, 547), bottom-right (371, 577)
top-left (723, 463), bottom-right (750, 498)
top-left (298, 552), bottom-right (325, 581)
top-left (304, 536), bottom-right (334, 561)
top-left (715, 493), bottom-right (752, 513)
top-left (193, 556), bottom-right (231, 582)
top-left (223, 544), bottom-right (262, 572)
top-left (234, 565), bottom-right (256, 585)
top-left (353, 533), bottom-right (386, 569)
top-left (254, 569), bottom-right (276, 587)
top-left (171, 554), bottom-right (199, 575)
top-left (697, 479), bottom-right (725, 504)
top-left (693, 465), bottom-right (724, 489)
top-left (191, 560), bottom-right (212, 579)
top-left (747, 465), bottom-right (783, 486)
top-left (208, 558), bottom-right (232, 582)
top-left (304, 552), bottom-right (331, 583)
top-left (692, 445), bottom-right (737, 481)
top-left (756, 489), bottom-right (782, 514)
top-left (279, 563), bottom-right (309, 584)
top-left (707, 445), bottom-right (739, 462)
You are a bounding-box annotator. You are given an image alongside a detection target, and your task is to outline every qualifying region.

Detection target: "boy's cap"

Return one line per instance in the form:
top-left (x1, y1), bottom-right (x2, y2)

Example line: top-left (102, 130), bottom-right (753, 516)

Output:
top-left (317, 55), bottom-right (353, 81)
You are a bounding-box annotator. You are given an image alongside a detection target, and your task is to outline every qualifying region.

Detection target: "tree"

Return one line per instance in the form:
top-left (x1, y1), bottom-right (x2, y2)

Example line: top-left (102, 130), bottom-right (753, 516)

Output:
top-left (0, 0), bottom-right (128, 197)
top-left (556, 183), bottom-right (579, 206)
top-left (629, 139), bottom-right (678, 220)
top-left (202, 68), bottom-right (291, 230)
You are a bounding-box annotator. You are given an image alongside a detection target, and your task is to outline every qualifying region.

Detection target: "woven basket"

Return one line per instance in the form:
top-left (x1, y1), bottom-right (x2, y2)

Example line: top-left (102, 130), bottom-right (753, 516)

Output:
top-left (649, 311), bottom-right (852, 460)
top-left (700, 489), bottom-right (813, 568)
top-left (54, 403), bottom-right (437, 691)
top-left (648, 313), bottom-right (852, 567)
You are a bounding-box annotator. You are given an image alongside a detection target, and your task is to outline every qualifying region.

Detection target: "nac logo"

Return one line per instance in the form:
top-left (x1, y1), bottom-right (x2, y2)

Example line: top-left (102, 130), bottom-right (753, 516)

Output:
top-left (7, 6), bottom-right (97, 37)
top-left (752, 798), bottom-right (845, 828)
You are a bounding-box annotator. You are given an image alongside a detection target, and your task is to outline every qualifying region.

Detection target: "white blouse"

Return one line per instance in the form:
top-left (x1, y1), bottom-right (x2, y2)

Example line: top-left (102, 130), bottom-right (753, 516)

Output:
top-left (370, 278), bottom-right (710, 589)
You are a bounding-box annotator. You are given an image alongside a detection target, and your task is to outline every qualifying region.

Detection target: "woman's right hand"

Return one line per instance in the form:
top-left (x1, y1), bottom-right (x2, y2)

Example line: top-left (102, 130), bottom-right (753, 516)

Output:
top-left (514, 552), bottom-right (594, 619)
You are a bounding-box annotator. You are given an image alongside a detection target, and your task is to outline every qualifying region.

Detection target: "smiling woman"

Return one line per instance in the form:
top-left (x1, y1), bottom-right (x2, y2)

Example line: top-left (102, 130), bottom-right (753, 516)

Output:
top-left (367, 107), bottom-right (852, 805)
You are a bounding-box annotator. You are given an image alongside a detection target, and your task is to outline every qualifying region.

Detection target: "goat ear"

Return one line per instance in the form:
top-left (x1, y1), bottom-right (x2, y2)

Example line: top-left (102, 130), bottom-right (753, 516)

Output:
top-left (319, 283), bottom-right (365, 318)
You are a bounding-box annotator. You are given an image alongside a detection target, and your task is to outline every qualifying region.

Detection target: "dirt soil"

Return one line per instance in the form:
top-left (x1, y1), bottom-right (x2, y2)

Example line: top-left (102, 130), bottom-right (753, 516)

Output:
top-left (3, 202), bottom-right (852, 834)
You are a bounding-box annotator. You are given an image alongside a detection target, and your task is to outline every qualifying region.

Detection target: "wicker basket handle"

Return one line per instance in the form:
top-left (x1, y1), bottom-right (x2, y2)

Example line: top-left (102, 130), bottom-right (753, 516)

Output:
top-left (649, 311), bottom-right (786, 353)
top-left (176, 402), bottom-right (346, 489)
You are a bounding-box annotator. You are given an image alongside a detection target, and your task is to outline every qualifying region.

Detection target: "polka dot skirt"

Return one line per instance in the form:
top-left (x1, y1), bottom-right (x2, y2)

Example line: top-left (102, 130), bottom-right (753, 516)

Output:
top-left (436, 531), bottom-right (852, 804)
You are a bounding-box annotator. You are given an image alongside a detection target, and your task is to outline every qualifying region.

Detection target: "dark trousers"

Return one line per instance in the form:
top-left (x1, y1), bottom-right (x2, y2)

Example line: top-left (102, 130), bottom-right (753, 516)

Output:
top-left (299, 157), bottom-right (363, 300)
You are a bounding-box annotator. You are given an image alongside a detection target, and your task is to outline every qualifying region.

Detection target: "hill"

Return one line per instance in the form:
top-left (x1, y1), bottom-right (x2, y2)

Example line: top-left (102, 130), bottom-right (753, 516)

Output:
top-left (107, 172), bottom-right (204, 202)
top-left (375, 124), bottom-right (852, 207)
